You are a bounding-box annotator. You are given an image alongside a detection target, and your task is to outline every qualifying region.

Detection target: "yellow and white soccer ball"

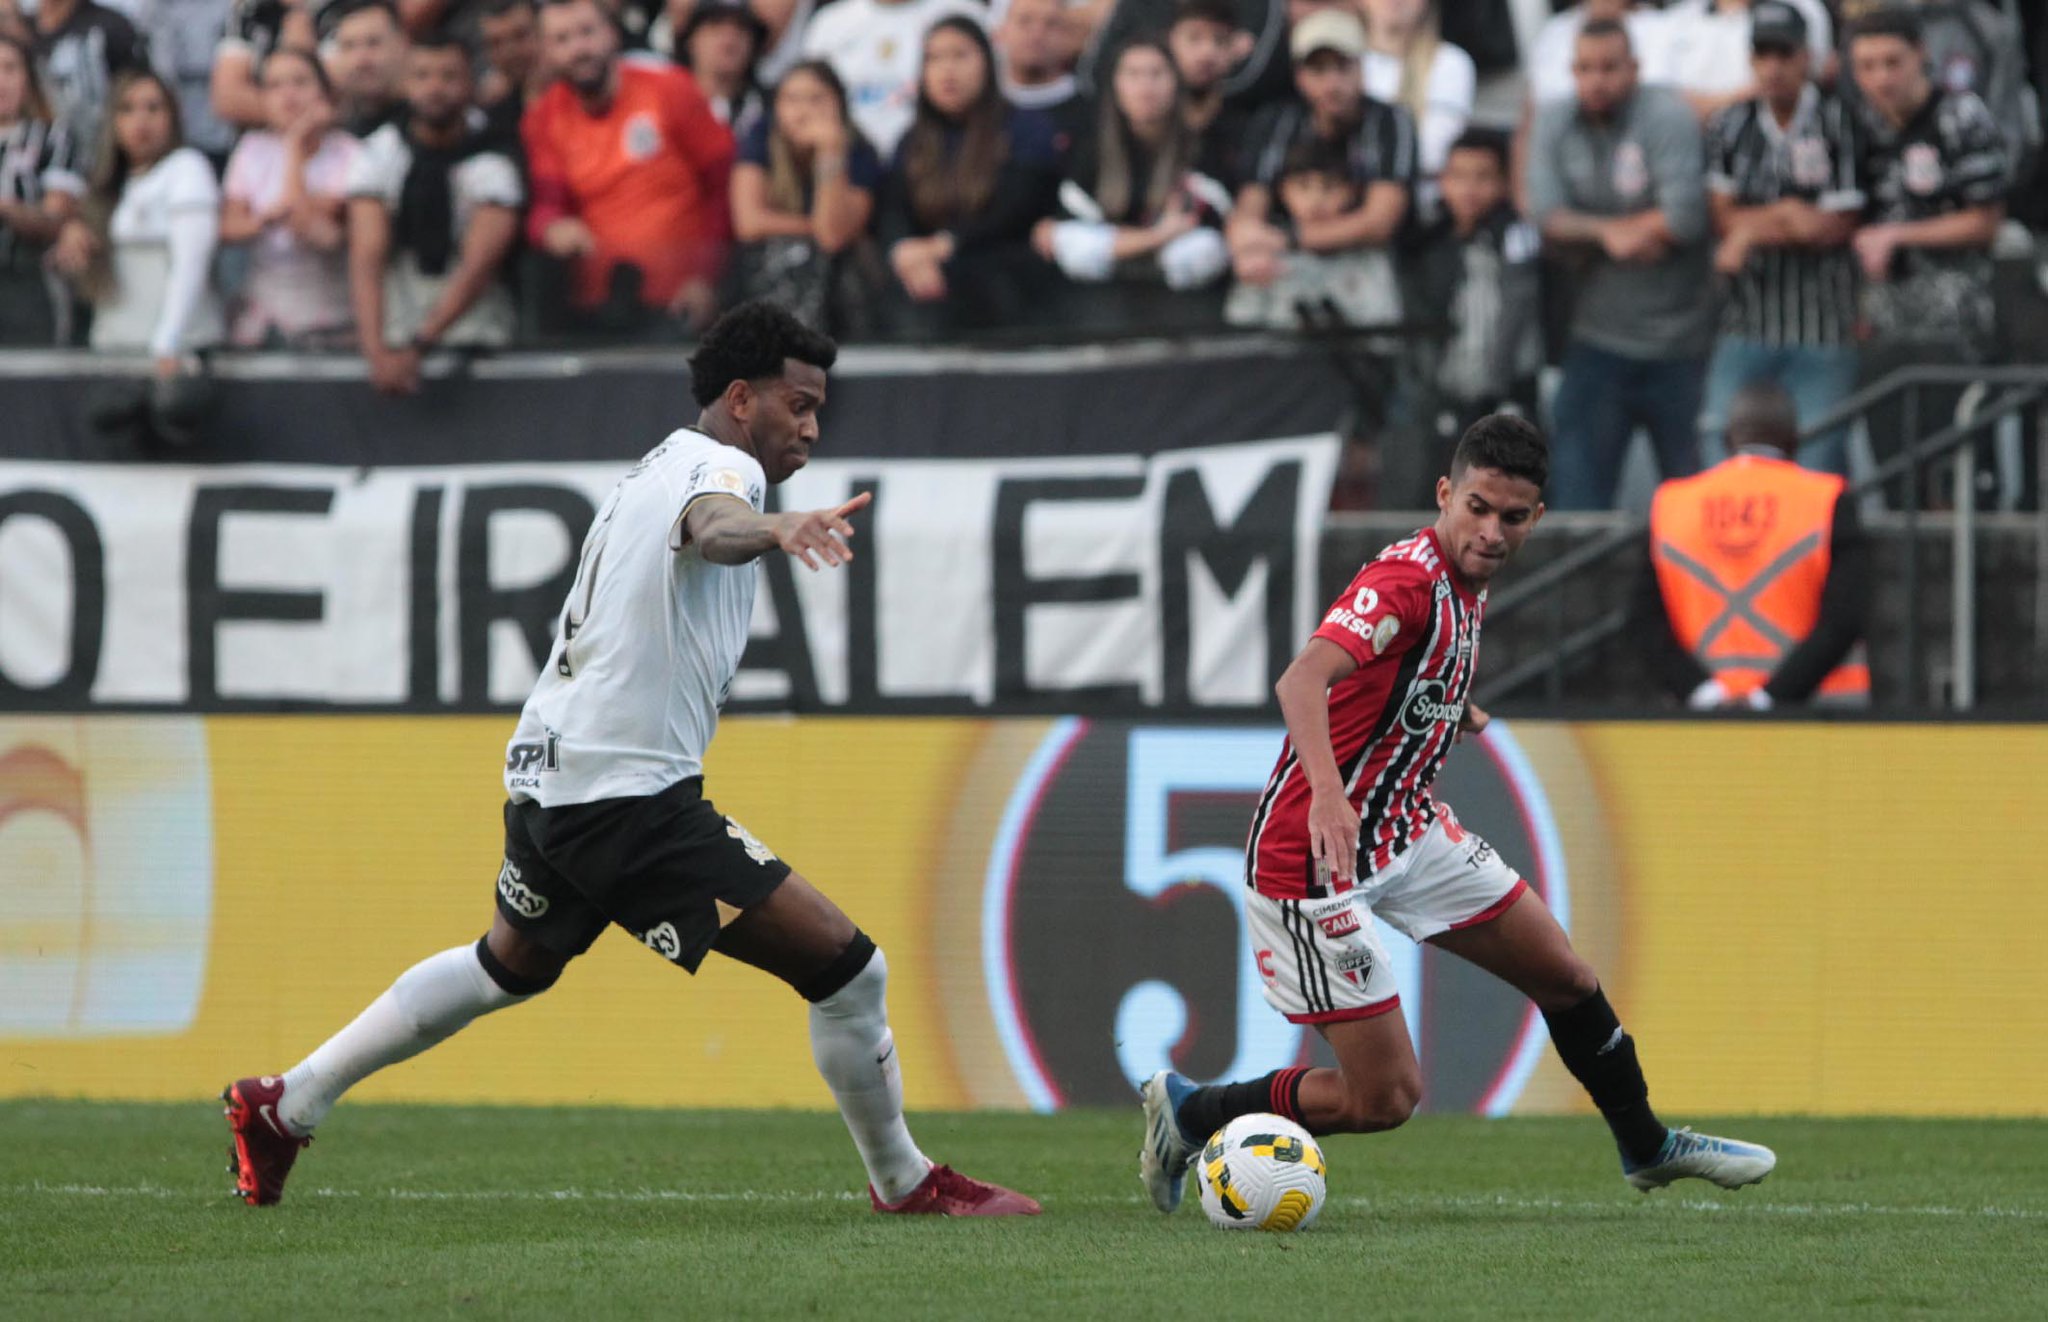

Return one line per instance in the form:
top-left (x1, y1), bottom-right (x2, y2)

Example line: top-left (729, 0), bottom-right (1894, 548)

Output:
top-left (1196, 1113), bottom-right (1328, 1232)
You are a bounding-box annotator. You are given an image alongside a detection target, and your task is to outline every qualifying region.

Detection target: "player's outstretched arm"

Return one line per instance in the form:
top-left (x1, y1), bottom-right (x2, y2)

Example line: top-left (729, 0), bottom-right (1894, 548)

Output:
top-left (1275, 637), bottom-right (1362, 886)
top-left (684, 492), bottom-right (873, 569)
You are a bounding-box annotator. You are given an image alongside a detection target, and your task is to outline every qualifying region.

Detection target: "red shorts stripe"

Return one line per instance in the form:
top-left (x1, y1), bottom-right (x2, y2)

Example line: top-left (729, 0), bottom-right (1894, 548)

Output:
top-left (1283, 996), bottom-right (1402, 1025)
top-left (1446, 877), bottom-right (1529, 932)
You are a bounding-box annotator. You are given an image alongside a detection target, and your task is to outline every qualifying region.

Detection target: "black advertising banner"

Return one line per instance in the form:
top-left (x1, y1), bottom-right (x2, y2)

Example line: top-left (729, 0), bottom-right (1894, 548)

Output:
top-left (1, 344), bottom-right (1345, 714)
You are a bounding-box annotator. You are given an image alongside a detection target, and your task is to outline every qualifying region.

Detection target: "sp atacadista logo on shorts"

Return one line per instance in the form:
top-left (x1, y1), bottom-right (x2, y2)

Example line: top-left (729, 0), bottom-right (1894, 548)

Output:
top-left (497, 859), bottom-right (548, 918)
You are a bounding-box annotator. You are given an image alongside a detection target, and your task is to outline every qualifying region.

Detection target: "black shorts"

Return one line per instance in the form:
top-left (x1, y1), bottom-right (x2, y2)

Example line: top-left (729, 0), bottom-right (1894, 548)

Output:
top-left (494, 777), bottom-right (792, 973)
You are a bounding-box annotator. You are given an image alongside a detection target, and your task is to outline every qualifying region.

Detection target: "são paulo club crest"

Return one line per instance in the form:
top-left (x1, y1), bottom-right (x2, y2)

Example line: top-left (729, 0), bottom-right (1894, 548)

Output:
top-left (967, 719), bottom-right (1586, 1113)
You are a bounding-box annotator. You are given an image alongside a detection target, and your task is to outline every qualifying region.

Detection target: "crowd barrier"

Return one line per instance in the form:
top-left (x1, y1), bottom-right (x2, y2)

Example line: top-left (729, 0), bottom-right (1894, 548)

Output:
top-left (4, 714), bottom-right (2042, 1117)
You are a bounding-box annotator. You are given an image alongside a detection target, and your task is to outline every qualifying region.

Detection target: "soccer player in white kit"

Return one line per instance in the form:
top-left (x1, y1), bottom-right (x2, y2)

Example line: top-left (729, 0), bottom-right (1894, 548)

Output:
top-left (224, 302), bottom-right (1039, 1217)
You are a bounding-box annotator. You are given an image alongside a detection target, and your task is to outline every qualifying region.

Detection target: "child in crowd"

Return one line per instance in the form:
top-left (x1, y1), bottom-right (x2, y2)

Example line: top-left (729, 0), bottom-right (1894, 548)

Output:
top-left (1225, 138), bottom-right (1400, 330)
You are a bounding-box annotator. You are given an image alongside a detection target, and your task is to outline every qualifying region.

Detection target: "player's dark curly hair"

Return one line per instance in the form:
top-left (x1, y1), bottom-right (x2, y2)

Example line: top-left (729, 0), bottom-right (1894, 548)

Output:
top-left (687, 301), bottom-right (839, 408)
top-left (1451, 414), bottom-right (1548, 490)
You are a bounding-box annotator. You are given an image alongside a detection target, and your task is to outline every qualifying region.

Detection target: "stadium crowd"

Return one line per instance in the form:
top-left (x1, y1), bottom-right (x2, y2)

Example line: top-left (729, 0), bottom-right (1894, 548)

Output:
top-left (0, 0), bottom-right (2043, 505)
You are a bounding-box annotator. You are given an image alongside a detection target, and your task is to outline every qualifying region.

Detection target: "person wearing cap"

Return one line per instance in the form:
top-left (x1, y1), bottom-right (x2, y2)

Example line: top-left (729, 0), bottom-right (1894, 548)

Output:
top-left (1699, 0), bottom-right (1865, 475)
top-left (1635, 379), bottom-right (1872, 710)
top-left (1228, 8), bottom-right (1415, 297)
top-left (1658, 0), bottom-right (1835, 123)
top-left (675, 0), bottom-right (768, 134)
top-left (1527, 16), bottom-right (1712, 510)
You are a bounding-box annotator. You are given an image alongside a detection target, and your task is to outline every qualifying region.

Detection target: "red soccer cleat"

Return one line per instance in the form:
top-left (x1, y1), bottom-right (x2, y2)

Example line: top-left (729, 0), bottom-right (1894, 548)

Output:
top-left (222, 1075), bottom-right (310, 1206)
top-left (870, 1164), bottom-right (1042, 1216)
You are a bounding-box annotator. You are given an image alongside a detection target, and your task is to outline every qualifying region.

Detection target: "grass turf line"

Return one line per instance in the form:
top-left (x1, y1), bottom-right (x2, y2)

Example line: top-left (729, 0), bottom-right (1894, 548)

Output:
top-left (1, 1103), bottom-right (2042, 1320)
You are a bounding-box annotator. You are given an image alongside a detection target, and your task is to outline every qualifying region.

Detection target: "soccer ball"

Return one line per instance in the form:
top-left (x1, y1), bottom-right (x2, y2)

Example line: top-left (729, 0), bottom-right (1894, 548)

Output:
top-left (1196, 1113), bottom-right (1328, 1232)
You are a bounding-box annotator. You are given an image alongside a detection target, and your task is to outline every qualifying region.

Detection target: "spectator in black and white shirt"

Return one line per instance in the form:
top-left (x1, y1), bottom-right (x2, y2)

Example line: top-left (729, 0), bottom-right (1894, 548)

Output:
top-left (28, 0), bottom-right (149, 169)
top-left (1402, 129), bottom-right (1542, 442)
top-left (346, 34), bottom-right (521, 393)
top-left (0, 30), bottom-right (82, 343)
top-left (1846, 6), bottom-right (2006, 502)
top-left (1701, 0), bottom-right (1864, 474)
top-left (1228, 9), bottom-right (1414, 301)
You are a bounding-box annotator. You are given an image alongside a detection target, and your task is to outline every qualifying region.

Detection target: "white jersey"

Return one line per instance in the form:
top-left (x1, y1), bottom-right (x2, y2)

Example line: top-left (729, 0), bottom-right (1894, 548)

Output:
top-left (504, 428), bottom-right (768, 807)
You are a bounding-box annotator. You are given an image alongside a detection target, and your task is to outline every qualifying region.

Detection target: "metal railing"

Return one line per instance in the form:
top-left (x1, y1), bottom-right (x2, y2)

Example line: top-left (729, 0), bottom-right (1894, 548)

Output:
top-left (1475, 364), bottom-right (2048, 710)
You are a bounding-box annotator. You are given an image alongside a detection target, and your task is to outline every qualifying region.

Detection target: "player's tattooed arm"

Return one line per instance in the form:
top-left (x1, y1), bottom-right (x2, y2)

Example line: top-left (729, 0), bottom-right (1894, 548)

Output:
top-left (683, 491), bottom-right (873, 570)
top-left (1276, 637), bottom-right (1362, 886)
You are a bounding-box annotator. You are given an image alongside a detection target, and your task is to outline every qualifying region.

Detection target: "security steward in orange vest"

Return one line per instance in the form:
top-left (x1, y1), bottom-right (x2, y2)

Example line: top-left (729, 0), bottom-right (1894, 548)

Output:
top-left (1637, 381), bottom-right (1871, 709)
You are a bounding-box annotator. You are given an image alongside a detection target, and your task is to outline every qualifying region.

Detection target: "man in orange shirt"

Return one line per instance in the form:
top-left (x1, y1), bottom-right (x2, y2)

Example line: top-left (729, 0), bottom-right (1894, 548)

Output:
top-left (524, 0), bottom-right (735, 332)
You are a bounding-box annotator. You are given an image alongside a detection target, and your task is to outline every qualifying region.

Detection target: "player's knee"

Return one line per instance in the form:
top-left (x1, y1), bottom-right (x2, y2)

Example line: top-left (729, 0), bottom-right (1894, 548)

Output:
top-left (1333, 1075), bottom-right (1420, 1134)
top-left (477, 929), bottom-right (564, 996)
top-left (1534, 958), bottom-right (1602, 1013)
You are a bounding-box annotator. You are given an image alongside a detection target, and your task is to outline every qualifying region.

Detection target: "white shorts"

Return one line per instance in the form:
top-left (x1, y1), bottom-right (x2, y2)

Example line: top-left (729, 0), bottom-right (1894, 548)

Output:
top-left (1246, 811), bottom-right (1527, 1025)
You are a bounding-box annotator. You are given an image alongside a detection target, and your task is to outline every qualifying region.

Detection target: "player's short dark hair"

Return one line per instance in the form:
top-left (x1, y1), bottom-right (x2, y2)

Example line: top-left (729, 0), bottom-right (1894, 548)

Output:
top-left (1446, 127), bottom-right (1510, 174)
top-left (688, 301), bottom-right (839, 408)
top-left (1172, 0), bottom-right (1238, 31)
top-left (1451, 414), bottom-right (1549, 490)
top-left (1847, 7), bottom-right (1922, 49)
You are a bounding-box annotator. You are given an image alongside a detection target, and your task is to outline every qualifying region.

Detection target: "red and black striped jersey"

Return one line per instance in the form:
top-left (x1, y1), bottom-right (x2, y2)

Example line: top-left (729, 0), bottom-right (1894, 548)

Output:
top-left (1246, 527), bottom-right (1484, 899)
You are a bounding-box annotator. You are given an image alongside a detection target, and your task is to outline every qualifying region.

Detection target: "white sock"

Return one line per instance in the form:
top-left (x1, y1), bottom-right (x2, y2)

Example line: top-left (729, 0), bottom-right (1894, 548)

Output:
top-left (808, 946), bottom-right (931, 1202)
top-left (278, 943), bottom-right (529, 1135)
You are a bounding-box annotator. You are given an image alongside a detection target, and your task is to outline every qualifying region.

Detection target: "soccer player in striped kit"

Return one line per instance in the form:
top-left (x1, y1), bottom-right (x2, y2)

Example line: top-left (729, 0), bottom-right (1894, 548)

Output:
top-left (1139, 415), bottom-right (1777, 1209)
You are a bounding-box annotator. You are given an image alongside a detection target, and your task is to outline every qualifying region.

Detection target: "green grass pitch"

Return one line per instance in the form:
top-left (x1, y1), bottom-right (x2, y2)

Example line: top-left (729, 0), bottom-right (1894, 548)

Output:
top-left (2, 1102), bottom-right (2042, 1319)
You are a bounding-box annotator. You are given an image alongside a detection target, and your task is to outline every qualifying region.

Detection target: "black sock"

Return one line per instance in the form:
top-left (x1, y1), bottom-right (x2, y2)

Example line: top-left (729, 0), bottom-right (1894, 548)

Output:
top-left (1543, 987), bottom-right (1667, 1166)
top-left (1174, 1067), bottom-right (1309, 1141)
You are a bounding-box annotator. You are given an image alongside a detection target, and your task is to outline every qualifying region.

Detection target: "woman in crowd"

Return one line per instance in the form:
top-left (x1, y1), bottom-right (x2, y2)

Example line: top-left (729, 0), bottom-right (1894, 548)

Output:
top-left (1359, 0), bottom-right (1474, 179)
top-left (730, 59), bottom-right (882, 331)
top-left (219, 46), bottom-right (359, 348)
top-left (675, 0), bottom-right (769, 137)
top-left (878, 15), bottom-right (1061, 330)
top-left (49, 68), bottom-right (222, 381)
top-left (0, 32), bottom-right (82, 345)
top-left (1032, 38), bottom-right (1228, 307)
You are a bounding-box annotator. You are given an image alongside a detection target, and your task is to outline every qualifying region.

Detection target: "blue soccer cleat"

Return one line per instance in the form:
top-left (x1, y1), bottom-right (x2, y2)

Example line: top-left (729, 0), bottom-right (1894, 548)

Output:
top-left (1138, 1070), bottom-right (1202, 1213)
top-left (1623, 1126), bottom-right (1777, 1192)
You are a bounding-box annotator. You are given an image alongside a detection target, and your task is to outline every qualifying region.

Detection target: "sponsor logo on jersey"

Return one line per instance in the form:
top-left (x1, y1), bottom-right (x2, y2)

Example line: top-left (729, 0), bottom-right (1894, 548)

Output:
top-left (505, 732), bottom-right (561, 779)
top-left (642, 921), bottom-right (683, 961)
top-left (1315, 907), bottom-right (1361, 939)
top-left (1399, 679), bottom-right (1465, 736)
top-left (725, 817), bottom-right (777, 865)
top-left (711, 468), bottom-right (746, 494)
top-left (1323, 604), bottom-right (1401, 655)
top-left (1902, 142), bottom-right (1942, 196)
top-left (497, 859), bottom-right (549, 918)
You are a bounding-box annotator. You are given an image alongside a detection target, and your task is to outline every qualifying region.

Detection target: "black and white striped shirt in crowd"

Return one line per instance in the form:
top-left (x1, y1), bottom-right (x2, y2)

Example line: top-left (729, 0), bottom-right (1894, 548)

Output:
top-left (1705, 84), bottom-right (1865, 348)
top-left (1243, 94), bottom-right (1418, 193)
top-left (0, 119), bottom-right (84, 269)
top-left (1858, 86), bottom-right (2008, 347)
